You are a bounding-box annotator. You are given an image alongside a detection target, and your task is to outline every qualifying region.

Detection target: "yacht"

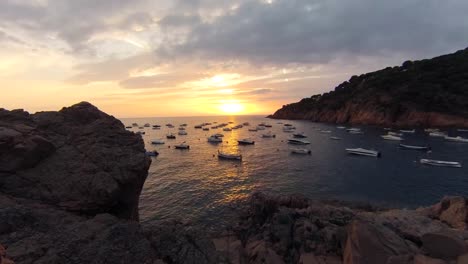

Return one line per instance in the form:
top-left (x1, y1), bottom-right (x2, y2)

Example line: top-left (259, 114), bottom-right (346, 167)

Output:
top-left (218, 150), bottom-right (242, 160)
top-left (238, 138), bottom-right (255, 145)
top-left (291, 148), bottom-right (311, 155)
top-left (346, 148), bottom-right (380, 157)
top-left (420, 159), bottom-right (461, 168)
top-left (293, 132), bottom-right (307, 138)
top-left (207, 136), bottom-right (223, 143)
top-left (166, 133), bottom-right (176, 139)
top-left (444, 136), bottom-right (468, 143)
top-left (381, 134), bottom-right (403, 141)
top-left (288, 139), bottom-right (311, 145)
top-left (399, 144), bottom-right (430, 151)
top-left (174, 142), bottom-right (190, 149)
top-left (151, 139), bottom-right (165, 144)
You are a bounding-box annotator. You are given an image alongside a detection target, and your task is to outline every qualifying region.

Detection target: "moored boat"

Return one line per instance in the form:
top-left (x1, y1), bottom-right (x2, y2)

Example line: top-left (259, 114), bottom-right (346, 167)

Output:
top-left (420, 159), bottom-right (461, 168)
top-left (346, 148), bottom-right (380, 157)
top-left (218, 150), bottom-right (242, 160)
top-left (261, 132), bottom-right (276, 138)
top-left (388, 131), bottom-right (403, 137)
top-left (151, 139), bottom-right (165, 144)
top-left (429, 131), bottom-right (447, 137)
top-left (166, 133), bottom-right (176, 139)
top-left (330, 137), bottom-right (342, 140)
top-left (291, 148), bottom-right (311, 155)
top-left (444, 136), bottom-right (468, 143)
top-left (207, 136), bottom-right (223, 143)
top-left (400, 129), bottom-right (415, 133)
top-left (288, 139), bottom-right (310, 145)
top-left (320, 130), bottom-right (332, 134)
top-left (174, 142), bottom-right (190, 149)
top-left (145, 150), bottom-right (159, 156)
top-left (399, 144), bottom-right (430, 151)
top-left (238, 138), bottom-right (255, 145)
top-left (178, 130), bottom-right (188, 135)
top-left (336, 126), bottom-right (346, 129)
top-left (293, 132), bottom-right (307, 138)
top-left (381, 134), bottom-right (403, 141)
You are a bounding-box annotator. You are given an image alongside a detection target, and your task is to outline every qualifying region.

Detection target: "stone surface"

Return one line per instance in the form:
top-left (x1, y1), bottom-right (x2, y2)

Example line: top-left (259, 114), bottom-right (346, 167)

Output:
top-left (422, 231), bottom-right (467, 259)
top-left (432, 197), bottom-right (468, 230)
top-left (413, 254), bottom-right (447, 264)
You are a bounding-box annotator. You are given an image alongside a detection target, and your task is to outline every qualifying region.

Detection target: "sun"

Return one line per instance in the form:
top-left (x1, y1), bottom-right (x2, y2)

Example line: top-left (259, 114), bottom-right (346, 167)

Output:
top-left (220, 103), bottom-right (244, 114)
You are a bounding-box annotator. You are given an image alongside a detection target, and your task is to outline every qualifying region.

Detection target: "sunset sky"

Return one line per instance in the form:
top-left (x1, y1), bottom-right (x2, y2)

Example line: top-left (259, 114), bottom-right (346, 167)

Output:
top-left (1, 0), bottom-right (468, 117)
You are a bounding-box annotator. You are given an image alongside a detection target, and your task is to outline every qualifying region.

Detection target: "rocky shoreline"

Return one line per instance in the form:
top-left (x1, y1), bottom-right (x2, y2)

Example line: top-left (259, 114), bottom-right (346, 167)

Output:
top-left (1, 102), bottom-right (468, 264)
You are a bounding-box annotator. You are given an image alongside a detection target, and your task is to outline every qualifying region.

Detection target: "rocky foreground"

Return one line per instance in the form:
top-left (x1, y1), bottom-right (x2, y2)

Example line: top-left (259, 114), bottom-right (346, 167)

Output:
top-left (1, 102), bottom-right (468, 264)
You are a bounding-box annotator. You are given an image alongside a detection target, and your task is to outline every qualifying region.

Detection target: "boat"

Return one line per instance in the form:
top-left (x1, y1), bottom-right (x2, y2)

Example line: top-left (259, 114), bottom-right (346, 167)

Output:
top-left (178, 127), bottom-right (186, 130)
top-left (151, 139), bottom-right (165, 144)
top-left (248, 128), bottom-right (258, 132)
top-left (330, 137), bottom-right (342, 140)
top-left (444, 136), bottom-right (468, 143)
top-left (174, 142), bottom-right (190, 149)
top-left (288, 139), bottom-right (311, 145)
top-left (256, 126), bottom-right (266, 131)
top-left (125, 126), bottom-right (132, 129)
top-left (223, 127), bottom-right (232, 131)
top-left (213, 133), bottom-right (224, 137)
top-left (261, 132), bottom-right (276, 138)
top-left (144, 123), bottom-right (150, 127)
top-left (420, 159), bottom-right (461, 168)
top-left (178, 130), bottom-right (188, 135)
top-left (145, 151), bottom-right (159, 156)
top-left (283, 127), bottom-right (295, 133)
top-left (399, 144), bottom-right (430, 151)
top-left (180, 124), bottom-right (187, 127)
top-left (400, 129), bottom-right (415, 133)
top-left (166, 133), bottom-right (176, 139)
top-left (345, 148), bottom-right (380, 157)
top-left (194, 125), bottom-right (203, 129)
top-left (136, 131), bottom-right (145, 135)
top-left (383, 128), bottom-right (391, 131)
top-left (207, 136), bottom-right (223, 143)
top-left (429, 132), bottom-right (447, 137)
top-left (425, 128), bottom-right (440, 133)
top-left (264, 124), bottom-right (272, 128)
top-left (291, 148), bottom-right (311, 155)
top-left (347, 128), bottom-right (363, 134)
top-left (320, 130), bottom-right (332, 134)
top-left (152, 125), bottom-right (161, 128)
top-left (284, 124), bottom-right (293, 127)
top-left (238, 138), bottom-right (255, 145)
top-left (217, 150), bottom-right (242, 160)
top-left (457, 129), bottom-right (468, 132)
top-left (138, 127), bottom-right (144, 129)
top-left (381, 134), bottom-right (403, 141)
top-left (132, 123), bottom-right (138, 127)
top-left (293, 132), bottom-right (307, 138)
top-left (203, 128), bottom-right (210, 131)
top-left (336, 126), bottom-right (346, 129)
top-left (388, 131), bottom-right (403, 137)
top-left (243, 122), bottom-right (250, 126)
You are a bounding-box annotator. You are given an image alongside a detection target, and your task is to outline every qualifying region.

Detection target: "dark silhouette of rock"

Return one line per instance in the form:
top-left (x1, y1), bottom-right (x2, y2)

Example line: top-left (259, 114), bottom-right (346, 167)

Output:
top-left (430, 196), bottom-right (468, 230)
top-left (269, 47), bottom-right (468, 128)
top-left (422, 231), bottom-right (467, 259)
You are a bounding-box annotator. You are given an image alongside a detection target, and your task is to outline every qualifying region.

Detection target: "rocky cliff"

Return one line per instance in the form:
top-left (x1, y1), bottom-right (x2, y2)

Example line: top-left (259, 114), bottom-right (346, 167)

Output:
top-left (2, 102), bottom-right (468, 264)
top-left (269, 47), bottom-right (468, 127)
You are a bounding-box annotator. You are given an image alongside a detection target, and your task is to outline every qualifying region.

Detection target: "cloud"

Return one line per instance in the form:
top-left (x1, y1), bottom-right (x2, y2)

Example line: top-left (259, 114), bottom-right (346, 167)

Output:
top-left (119, 72), bottom-right (208, 89)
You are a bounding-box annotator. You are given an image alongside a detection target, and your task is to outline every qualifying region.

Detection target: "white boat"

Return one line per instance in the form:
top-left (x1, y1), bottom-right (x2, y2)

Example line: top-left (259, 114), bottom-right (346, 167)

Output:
top-left (336, 126), bottom-right (346, 129)
top-left (347, 128), bottom-right (363, 134)
top-left (400, 129), bottom-right (415, 133)
top-left (346, 148), bottom-right (380, 157)
top-left (238, 138), bottom-right (255, 145)
top-left (320, 130), bottom-right (332, 134)
top-left (330, 137), bottom-right (342, 140)
top-left (166, 133), bottom-right (176, 139)
top-left (288, 139), bottom-right (310, 145)
top-left (174, 142), bottom-right (190, 149)
top-left (291, 148), bottom-right (311, 155)
top-left (293, 132), bottom-right (307, 138)
top-left (223, 127), bottom-right (232, 131)
top-left (388, 131), bottom-right (403, 137)
top-left (425, 128), bottom-right (440, 133)
top-left (420, 159), bottom-right (461, 168)
top-left (261, 132), bottom-right (276, 138)
top-left (445, 136), bottom-right (468, 143)
top-left (457, 129), bottom-right (468, 132)
top-left (381, 134), bottom-right (403, 141)
top-left (178, 130), bottom-right (188, 135)
top-left (399, 144), bottom-right (430, 151)
top-left (207, 136), bottom-right (223, 143)
top-left (218, 150), bottom-right (242, 160)
top-left (429, 132), bottom-right (447, 137)
top-left (151, 139), bottom-right (165, 144)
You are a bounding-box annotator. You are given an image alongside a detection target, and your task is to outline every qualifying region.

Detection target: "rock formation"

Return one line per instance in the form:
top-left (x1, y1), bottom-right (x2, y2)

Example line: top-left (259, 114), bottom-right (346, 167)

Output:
top-left (269, 47), bottom-right (468, 128)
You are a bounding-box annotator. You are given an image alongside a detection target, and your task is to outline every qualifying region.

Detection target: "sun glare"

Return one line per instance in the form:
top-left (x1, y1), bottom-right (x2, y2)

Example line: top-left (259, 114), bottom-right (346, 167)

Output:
top-left (220, 102), bottom-right (244, 114)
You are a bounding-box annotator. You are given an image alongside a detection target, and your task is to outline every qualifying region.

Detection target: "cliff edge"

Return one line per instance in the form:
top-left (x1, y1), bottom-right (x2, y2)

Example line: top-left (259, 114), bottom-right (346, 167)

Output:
top-left (269, 47), bottom-right (468, 127)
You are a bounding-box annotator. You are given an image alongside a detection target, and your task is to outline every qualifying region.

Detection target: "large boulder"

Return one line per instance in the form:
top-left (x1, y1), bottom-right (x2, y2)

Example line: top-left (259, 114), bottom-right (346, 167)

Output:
top-left (0, 102), bottom-right (150, 220)
top-left (421, 231), bottom-right (467, 259)
top-left (430, 197), bottom-right (468, 230)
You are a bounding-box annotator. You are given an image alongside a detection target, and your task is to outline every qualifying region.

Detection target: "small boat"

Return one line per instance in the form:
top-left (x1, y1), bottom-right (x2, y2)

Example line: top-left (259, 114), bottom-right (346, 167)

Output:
top-left (291, 148), bottom-right (311, 155)
top-left (178, 127), bottom-right (186, 130)
top-left (429, 132), bottom-right (447, 137)
top-left (138, 127), bottom-right (144, 129)
top-left (283, 127), bottom-right (295, 133)
top-left (457, 129), bottom-right (468, 132)
top-left (194, 125), bottom-right (203, 129)
top-left (399, 144), bottom-right (430, 151)
top-left (180, 124), bottom-right (187, 127)
top-left (207, 136), bottom-right (223, 143)
top-left (223, 127), bottom-right (232, 131)
top-left (264, 124), bottom-right (272, 128)
top-left (425, 128), bottom-right (440, 133)
top-left (336, 126), bottom-right (346, 129)
top-left (152, 125), bottom-right (161, 128)
top-left (288, 139), bottom-right (310, 145)
top-left (145, 151), bottom-right (159, 156)
top-left (136, 131), bottom-right (145, 135)
top-left (400, 129), bottom-right (415, 133)
top-left (261, 132), bottom-right (276, 138)
top-left (243, 122), bottom-right (250, 126)
top-left (330, 137), bottom-right (342, 140)
top-left (125, 126), bottom-right (132, 129)
top-left (256, 126), bottom-right (266, 130)
top-left (213, 133), bottom-right (224, 137)
top-left (151, 139), bottom-right (165, 144)
top-left (238, 138), bottom-right (255, 145)
top-left (203, 128), bottom-right (210, 131)
top-left (388, 131), bottom-right (403, 137)
top-left (346, 148), bottom-right (380, 157)
top-left (132, 123), bottom-right (138, 127)
top-left (174, 142), bottom-right (190, 149)
top-left (284, 124), bottom-right (293, 127)
top-left (420, 159), bottom-right (461, 168)
top-left (218, 150), bottom-right (242, 160)
top-left (166, 123), bottom-right (173, 126)
top-left (248, 128), bottom-right (258, 132)
top-left (444, 136), bottom-right (468, 143)
top-left (144, 123), bottom-right (150, 127)
top-left (178, 130), bottom-right (188, 135)
top-left (381, 134), bottom-right (403, 141)
top-left (320, 130), bottom-right (332, 134)
top-left (166, 133), bottom-right (176, 139)
top-left (293, 132), bottom-right (307, 138)
top-left (347, 128), bottom-right (363, 134)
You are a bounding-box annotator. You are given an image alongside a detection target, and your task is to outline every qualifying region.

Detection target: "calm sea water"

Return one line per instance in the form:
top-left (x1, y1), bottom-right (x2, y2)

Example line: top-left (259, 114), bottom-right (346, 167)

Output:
top-left (121, 116), bottom-right (468, 230)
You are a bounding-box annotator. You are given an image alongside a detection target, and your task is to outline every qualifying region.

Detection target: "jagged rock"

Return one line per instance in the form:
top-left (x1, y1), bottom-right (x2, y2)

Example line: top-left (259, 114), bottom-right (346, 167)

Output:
top-left (246, 240), bottom-right (284, 264)
top-left (431, 197), bottom-right (468, 230)
top-left (343, 219), bottom-right (414, 264)
top-left (386, 254), bottom-right (413, 264)
top-left (413, 254), bottom-right (447, 264)
top-left (421, 231), bottom-right (467, 259)
top-left (298, 253), bottom-right (342, 264)
top-left (213, 234), bottom-right (245, 264)
top-left (458, 253), bottom-right (468, 264)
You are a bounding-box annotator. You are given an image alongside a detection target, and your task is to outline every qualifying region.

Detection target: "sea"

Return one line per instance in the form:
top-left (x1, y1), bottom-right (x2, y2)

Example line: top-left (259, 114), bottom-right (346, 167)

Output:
top-left (121, 116), bottom-right (468, 231)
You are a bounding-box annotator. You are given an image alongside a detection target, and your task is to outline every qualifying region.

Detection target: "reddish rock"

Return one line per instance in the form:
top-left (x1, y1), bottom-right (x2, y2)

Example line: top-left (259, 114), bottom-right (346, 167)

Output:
top-left (413, 254), bottom-right (447, 264)
top-left (246, 240), bottom-right (284, 264)
top-left (421, 231), bottom-right (466, 259)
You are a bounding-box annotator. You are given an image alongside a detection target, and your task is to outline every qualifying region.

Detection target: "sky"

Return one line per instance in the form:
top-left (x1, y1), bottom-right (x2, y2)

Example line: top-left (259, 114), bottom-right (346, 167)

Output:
top-left (1, 0), bottom-right (468, 117)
